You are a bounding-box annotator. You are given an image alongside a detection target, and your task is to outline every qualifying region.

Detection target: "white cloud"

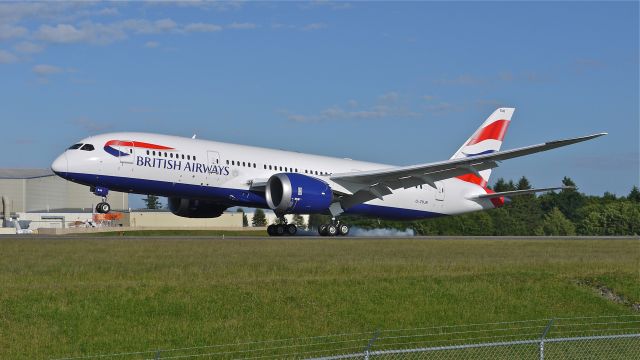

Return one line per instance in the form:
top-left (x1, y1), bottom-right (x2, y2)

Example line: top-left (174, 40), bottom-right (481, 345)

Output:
top-left (144, 41), bottom-right (159, 48)
top-left (302, 22), bottom-right (327, 31)
top-left (32, 64), bottom-right (63, 75)
top-left (284, 93), bottom-right (420, 123)
top-left (0, 2), bottom-right (118, 24)
top-left (378, 91), bottom-right (399, 103)
top-left (0, 49), bottom-right (18, 63)
top-left (14, 41), bottom-right (44, 54)
top-left (0, 24), bottom-right (28, 40)
top-left (184, 22), bottom-right (223, 32)
top-left (422, 95), bottom-right (435, 101)
top-left (434, 75), bottom-right (484, 86)
top-left (72, 117), bottom-right (113, 133)
top-left (35, 24), bottom-right (89, 43)
top-left (227, 22), bottom-right (257, 30)
top-left (155, 18), bottom-right (177, 31)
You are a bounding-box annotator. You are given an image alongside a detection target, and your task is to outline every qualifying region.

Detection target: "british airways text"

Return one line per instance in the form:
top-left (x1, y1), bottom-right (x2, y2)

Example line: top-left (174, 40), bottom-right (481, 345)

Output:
top-left (136, 156), bottom-right (230, 175)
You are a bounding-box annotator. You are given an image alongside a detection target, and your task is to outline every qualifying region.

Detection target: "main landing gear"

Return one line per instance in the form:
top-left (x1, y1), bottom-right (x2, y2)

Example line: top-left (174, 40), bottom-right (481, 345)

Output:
top-left (92, 186), bottom-right (111, 214)
top-left (267, 216), bottom-right (298, 236)
top-left (318, 219), bottom-right (350, 237)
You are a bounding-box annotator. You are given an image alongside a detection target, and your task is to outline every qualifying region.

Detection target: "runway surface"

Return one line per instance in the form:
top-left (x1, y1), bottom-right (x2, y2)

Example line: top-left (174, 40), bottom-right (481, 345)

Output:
top-left (2, 235), bottom-right (638, 241)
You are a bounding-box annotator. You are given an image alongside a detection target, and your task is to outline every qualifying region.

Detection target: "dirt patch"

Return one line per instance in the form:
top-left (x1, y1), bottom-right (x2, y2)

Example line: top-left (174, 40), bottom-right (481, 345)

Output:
top-left (576, 279), bottom-right (640, 312)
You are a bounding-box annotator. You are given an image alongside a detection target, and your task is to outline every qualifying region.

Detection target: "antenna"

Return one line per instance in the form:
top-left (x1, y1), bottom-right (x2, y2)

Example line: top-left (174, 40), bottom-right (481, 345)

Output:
top-left (192, 134), bottom-right (197, 139)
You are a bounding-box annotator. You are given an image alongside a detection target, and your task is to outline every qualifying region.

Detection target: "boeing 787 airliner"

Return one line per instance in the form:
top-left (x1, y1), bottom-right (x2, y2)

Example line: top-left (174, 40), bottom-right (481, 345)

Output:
top-left (51, 108), bottom-right (605, 236)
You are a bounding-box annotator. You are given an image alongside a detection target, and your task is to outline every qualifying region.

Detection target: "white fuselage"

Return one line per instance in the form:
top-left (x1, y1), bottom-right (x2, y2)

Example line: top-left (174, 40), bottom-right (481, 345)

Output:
top-left (52, 132), bottom-right (495, 219)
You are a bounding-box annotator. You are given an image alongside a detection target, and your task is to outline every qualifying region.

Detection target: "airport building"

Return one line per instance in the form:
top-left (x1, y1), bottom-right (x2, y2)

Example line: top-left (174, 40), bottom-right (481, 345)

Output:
top-left (0, 168), bottom-right (244, 233)
top-left (0, 168), bottom-right (128, 214)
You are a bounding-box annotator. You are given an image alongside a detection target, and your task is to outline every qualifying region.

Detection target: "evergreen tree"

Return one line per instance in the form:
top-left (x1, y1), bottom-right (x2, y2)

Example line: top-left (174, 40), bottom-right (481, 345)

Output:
top-left (493, 178), bottom-right (516, 192)
top-left (143, 194), bottom-right (162, 209)
top-left (516, 176), bottom-right (532, 190)
top-left (252, 209), bottom-right (267, 227)
top-left (628, 186), bottom-right (640, 203)
top-left (236, 208), bottom-right (248, 227)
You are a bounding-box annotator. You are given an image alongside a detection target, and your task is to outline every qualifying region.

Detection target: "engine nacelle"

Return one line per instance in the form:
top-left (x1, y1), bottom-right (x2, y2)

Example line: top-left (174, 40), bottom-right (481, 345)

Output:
top-left (266, 173), bottom-right (333, 214)
top-left (168, 197), bottom-right (228, 218)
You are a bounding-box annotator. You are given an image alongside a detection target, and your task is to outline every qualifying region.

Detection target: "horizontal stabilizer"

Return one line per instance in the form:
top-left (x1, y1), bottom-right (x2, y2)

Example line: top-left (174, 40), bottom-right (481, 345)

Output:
top-left (469, 186), bottom-right (574, 200)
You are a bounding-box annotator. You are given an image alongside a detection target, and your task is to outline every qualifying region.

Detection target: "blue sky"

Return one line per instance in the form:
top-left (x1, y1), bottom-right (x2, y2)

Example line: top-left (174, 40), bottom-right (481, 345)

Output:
top-left (0, 1), bottom-right (637, 208)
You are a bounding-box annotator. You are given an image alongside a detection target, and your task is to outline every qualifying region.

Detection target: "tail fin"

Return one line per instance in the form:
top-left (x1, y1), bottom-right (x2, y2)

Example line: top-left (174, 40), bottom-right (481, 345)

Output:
top-left (450, 107), bottom-right (515, 183)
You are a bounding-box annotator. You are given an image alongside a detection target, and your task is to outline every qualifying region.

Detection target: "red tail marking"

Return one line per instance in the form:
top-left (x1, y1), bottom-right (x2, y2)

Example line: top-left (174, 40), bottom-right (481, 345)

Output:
top-left (466, 119), bottom-right (510, 146)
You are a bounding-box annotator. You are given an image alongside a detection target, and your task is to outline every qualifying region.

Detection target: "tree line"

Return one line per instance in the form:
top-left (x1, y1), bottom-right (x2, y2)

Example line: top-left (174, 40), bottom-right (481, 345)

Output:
top-left (334, 177), bottom-right (640, 236)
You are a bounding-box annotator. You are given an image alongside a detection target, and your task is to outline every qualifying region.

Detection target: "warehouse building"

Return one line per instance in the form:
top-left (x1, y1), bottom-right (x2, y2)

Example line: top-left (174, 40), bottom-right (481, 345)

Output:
top-left (0, 168), bottom-right (128, 214)
top-left (0, 168), bottom-right (244, 233)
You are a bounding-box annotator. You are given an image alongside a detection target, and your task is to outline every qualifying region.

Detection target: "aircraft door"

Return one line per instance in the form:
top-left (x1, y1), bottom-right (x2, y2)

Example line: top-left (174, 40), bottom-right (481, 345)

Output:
top-left (435, 181), bottom-right (445, 201)
top-left (119, 142), bottom-right (135, 164)
top-left (206, 151), bottom-right (222, 186)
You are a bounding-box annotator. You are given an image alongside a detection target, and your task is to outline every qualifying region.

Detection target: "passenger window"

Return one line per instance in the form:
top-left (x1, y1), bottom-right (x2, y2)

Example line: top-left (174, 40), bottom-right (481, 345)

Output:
top-left (193, 156), bottom-right (196, 161)
top-left (68, 143), bottom-right (83, 150)
top-left (182, 154), bottom-right (185, 159)
top-left (80, 144), bottom-right (95, 151)
top-left (153, 151), bottom-right (156, 156)
top-left (232, 161), bottom-right (235, 165)
top-left (146, 150), bottom-right (150, 155)
top-left (187, 155), bottom-right (191, 160)
top-left (269, 165), bottom-right (272, 170)
top-left (279, 166), bottom-right (283, 171)
top-left (253, 163), bottom-right (256, 168)
top-left (170, 153), bottom-right (173, 158)
top-left (243, 162), bottom-right (246, 167)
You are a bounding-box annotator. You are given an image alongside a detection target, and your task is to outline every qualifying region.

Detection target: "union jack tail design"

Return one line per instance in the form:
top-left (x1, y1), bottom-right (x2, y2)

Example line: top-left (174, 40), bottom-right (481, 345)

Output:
top-left (450, 107), bottom-right (515, 185)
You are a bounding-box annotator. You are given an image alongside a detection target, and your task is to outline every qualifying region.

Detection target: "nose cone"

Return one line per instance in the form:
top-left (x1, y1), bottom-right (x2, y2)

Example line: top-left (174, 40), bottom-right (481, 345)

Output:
top-left (51, 153), bottom-right (68, 177)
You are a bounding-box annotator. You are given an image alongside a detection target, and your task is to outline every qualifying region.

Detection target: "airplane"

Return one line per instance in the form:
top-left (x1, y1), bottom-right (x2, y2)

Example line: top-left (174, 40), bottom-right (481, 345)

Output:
top-left (51, 108), bottom-right (606, 236)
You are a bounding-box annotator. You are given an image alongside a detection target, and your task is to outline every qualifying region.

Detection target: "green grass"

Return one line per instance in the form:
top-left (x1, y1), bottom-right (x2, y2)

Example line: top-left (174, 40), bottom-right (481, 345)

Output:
top-left (89, 229), bottom-right (268, 237)
top-left (0, 238), bottom-right (638, 359)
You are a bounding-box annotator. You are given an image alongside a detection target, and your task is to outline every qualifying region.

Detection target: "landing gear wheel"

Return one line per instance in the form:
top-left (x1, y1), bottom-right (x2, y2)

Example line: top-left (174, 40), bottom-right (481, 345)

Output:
top-left (326, 224), bottom-right (338, 237)
top-left (96, 202), bottom-right (111, 214)
top-left (267, 224), bottom-right (277, 236)
top-left (286, 224), bottom-right (297, 236)
top-left (338, 224), bottom-right (350, 236)
top-left (275, 224), bottom-right (286, 236)
top-left (318, 224), bottom-right (328, 236)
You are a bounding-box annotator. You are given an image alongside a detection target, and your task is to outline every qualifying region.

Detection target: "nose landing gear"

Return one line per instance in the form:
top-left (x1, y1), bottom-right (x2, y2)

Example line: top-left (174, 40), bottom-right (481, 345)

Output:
top-left (92, 186), bottom-right (111, 214)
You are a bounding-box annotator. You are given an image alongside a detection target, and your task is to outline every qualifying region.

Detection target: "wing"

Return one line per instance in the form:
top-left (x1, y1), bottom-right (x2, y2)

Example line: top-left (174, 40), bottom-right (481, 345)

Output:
top-left (330, 133), bottom-right (606, 210)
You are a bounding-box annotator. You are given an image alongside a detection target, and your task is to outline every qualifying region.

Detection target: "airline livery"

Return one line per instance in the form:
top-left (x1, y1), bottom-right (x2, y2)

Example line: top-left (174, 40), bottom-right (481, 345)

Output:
top-left (51, 108), bottom-right (606, 236)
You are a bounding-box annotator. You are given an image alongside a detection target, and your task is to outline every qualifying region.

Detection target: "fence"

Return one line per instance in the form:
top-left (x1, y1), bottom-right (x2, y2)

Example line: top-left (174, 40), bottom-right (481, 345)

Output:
top-left (52, 315), bottom-right (640, 360)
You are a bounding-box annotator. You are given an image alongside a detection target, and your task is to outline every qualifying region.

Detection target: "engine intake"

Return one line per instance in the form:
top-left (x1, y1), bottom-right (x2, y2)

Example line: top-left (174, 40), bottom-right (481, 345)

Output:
top-left (168, 197), bottom-right (228, 218)
top-left (266, 173), bottom-right (333, 214)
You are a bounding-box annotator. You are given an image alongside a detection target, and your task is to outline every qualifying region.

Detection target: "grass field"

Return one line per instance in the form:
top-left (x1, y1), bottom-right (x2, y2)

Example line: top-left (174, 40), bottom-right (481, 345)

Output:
top-left (0, 237), bottom-right (638, 359)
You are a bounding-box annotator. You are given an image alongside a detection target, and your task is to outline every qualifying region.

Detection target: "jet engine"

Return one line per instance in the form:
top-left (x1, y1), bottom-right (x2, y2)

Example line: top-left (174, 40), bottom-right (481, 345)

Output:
top-left (265, 173), bottom-right (333, 214)
top-left (168, 197), bottom-right (228, 218)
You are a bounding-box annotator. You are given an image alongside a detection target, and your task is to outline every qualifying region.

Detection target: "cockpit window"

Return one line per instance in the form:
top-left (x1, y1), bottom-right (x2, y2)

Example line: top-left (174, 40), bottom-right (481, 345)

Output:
top-left (80, 144), bottom-right (95, 151)
top-left (68, 143), bottom-right (83, 150)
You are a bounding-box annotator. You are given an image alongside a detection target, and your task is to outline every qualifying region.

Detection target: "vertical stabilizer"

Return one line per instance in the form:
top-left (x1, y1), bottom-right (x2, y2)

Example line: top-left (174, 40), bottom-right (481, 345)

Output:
top-left (450, 107), bottom-right (514, 183)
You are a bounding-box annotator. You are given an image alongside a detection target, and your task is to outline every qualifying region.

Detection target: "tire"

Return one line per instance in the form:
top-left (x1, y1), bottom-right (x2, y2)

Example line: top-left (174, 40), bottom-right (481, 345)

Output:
top-left (101, 203), bottom-right (111, 214)
top-left (326, 224), bottom-right (338, 236)
top-left (267, 224), bottom-right (276, 236)
top-left (286, 224), bottom-right (297, 236)
top-left (338, 224), bottom-right (350, 236)
top-left (318, 224), bottom-right (328, 236)
top-left (276, 224), bottom-right (285, 236)
top-left (96, 202), bottom-right (110, 214)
